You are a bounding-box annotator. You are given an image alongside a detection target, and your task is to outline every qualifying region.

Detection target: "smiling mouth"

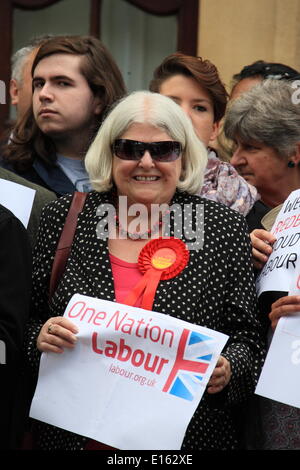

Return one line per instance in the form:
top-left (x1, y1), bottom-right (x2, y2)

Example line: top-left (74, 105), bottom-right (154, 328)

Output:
top-left (133, 176), bottom-right (160, 181)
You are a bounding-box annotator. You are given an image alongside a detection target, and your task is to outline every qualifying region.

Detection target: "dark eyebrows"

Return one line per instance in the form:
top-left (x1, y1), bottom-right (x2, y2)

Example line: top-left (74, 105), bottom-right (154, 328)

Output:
top-left (32, 75), bottom-right (75, 84)
top-left (32, 76), bottom-right (43, 85)
top-left (52, 75), bottom-right (74, 83)
top-left (166, 94), bottom-right (212, 105)
top-left (189, 98), bottom-right (212, 107)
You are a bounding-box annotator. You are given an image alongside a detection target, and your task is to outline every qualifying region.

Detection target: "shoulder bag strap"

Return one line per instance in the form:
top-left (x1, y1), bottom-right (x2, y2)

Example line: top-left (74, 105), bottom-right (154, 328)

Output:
top-left (49, 191), bottom-right (88, 299)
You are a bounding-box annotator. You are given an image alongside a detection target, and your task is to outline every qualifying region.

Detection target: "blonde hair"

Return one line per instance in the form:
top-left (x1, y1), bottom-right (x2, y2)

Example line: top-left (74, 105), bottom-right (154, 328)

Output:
top-left (85, 91), bottom-right (207, 194)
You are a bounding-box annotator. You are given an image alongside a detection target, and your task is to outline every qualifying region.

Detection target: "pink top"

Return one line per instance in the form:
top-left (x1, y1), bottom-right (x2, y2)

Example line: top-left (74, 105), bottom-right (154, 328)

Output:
top-left (109, 253), bottom-right (143, 307)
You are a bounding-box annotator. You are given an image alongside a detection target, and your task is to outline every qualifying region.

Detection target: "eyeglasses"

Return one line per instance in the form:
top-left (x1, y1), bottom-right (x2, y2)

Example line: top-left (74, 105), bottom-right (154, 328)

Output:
top-left (112, 139), bottom-right (182, 162)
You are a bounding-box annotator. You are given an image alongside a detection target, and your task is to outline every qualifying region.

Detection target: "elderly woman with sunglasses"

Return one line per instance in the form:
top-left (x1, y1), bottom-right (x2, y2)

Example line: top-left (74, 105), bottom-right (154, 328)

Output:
top-left (25, 91), bottom-right (264, 450)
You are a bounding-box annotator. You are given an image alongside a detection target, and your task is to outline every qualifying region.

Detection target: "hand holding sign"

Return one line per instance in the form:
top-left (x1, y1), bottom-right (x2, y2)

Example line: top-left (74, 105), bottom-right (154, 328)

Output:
top-left (250, 228), bottom-right (276, 270)
top-left (30, 294), bottom-right (228, 450)
top-left (254, 190), bottom-right (300, 410)
top-left (37, 317), bottom-right (79, 354)
top-left (207, 356), bottom-right (231, 394)
top-left (269, 295), bottom-right (300, 331)
top-left (256, 189), bottom-right (300, 297)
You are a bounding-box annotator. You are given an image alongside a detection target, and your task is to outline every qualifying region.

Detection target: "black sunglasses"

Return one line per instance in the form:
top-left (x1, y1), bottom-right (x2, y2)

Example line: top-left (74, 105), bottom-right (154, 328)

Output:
top-left (112, 139), bottom-right (182, 162)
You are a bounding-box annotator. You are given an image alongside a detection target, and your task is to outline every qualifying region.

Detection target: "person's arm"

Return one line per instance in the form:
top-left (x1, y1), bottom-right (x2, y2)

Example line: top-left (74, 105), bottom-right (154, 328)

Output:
top-left (0, 209), bottom-right (32, 364)
top-left (0, 208), bottom-right (32, 448)
top-left (24, 195), bottom-right (73, 369)
top-left (215, 216), bottom-right (266, 404)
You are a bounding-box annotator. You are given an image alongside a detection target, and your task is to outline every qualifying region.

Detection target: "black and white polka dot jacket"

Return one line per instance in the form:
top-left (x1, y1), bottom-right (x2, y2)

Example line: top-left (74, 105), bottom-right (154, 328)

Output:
top-left (26, 190), bottom-right (265, 450)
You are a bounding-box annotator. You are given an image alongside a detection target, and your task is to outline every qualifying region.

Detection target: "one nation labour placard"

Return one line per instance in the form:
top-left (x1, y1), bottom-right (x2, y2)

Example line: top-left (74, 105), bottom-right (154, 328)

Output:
top-left (256, 189), bottom-right (300, 298)
top-left (30, 294), bottom-right (228, 450)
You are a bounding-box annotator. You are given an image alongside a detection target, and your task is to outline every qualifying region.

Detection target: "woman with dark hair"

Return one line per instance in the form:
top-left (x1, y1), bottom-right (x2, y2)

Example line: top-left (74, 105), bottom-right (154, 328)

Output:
top-left (150, 53), bottom-right (258, 217)
top-left (2, 35), bottom-right (126, 196)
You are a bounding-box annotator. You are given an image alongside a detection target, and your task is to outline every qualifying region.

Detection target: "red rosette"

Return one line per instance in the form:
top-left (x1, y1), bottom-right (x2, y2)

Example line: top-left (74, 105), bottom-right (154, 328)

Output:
top-left (123, 237), bottom-right (189, 310)
top-left (138, 237), bottom-right (190, 280)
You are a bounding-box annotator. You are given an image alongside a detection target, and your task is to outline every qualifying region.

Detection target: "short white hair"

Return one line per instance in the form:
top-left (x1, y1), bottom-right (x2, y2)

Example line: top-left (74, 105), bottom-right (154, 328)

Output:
top-left (11, 46), bottom-right (35, 84)
top-left (85, 91), bottom-right (208, 194)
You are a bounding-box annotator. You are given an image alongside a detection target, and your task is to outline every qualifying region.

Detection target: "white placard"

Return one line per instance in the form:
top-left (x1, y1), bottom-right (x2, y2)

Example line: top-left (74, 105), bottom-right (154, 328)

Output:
top-left (256, 189), bottom-right (300, 297)
top-left (255, 276), bottom-right (300, 408)
top-left (0, 178), bottom-right (35, 228)
top-left (30, 294), bottom-right (228, 450)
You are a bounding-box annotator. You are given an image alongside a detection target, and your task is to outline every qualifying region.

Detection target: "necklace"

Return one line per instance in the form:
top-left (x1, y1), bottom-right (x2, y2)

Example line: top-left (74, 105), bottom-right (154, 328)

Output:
top-left (115, 211), bottom-right (170, 241)
top-left (115, 215), bottom-right (161, 240)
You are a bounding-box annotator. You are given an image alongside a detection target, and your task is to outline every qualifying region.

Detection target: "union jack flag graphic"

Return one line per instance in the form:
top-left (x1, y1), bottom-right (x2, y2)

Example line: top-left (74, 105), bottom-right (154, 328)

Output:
top-left (163, 328), bottom-right (215, 401)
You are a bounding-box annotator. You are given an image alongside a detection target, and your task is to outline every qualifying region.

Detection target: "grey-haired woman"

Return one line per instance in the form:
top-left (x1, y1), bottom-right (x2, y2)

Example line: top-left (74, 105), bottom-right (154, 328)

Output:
top-left (225, 78), bottom-right (300, 236)
top-left (225, 79), bottom-right (300, 449)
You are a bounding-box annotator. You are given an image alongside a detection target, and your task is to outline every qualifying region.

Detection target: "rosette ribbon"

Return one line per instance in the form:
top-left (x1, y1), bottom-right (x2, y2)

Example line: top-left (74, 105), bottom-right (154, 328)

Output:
top-left (123, 237), bottom-right (189, 310)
